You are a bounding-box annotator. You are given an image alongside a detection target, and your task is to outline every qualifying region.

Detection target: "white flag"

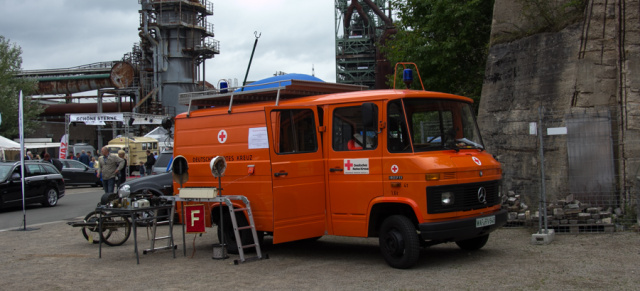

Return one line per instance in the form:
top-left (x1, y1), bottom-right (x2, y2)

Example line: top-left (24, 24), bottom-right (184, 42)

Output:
top-left (59, 134), bottom-right (69, 159)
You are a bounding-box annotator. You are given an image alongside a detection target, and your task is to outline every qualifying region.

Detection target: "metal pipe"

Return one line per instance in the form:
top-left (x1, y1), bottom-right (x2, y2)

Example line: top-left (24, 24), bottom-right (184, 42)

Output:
top-left (241, 32), bottom-right (261, 91)
top-left (538, 106), bottom-right (549, 234)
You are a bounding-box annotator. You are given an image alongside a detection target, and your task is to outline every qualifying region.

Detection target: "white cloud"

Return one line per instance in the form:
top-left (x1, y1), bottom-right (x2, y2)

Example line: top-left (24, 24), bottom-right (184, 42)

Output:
top-left (0, 0), bottom-right (336, 83)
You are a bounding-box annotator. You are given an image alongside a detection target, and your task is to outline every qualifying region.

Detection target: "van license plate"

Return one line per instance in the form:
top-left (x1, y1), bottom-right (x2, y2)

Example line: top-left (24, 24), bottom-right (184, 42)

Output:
top-left (476, 216), bottom-right (495, 228)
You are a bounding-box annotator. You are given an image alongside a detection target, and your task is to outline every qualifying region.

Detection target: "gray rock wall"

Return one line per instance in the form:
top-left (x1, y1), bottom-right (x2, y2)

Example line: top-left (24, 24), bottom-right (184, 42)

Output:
top-left (478, 0), bottom-right (640, 214)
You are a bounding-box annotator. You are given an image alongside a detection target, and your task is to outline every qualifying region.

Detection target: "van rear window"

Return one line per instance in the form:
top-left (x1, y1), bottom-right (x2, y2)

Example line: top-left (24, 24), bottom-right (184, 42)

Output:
top-left (270, 109), bottom-right (318, 154)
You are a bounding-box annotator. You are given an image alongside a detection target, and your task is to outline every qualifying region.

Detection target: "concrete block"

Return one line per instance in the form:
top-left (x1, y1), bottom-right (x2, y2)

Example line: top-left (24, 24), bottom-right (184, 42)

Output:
top-left (531, 229), bottom-right (555, 245)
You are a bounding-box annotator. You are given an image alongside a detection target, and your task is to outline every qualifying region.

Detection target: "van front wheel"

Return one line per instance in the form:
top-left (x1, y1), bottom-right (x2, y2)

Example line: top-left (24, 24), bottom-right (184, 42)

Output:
top-left (378, 215), bottom-right (420, 269)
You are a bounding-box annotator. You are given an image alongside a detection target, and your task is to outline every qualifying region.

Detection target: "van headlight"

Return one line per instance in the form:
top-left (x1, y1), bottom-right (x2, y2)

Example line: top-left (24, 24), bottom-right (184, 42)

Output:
top-left (441, 192), bottom-right (455, 206)
top-left (119, 184), bottom-right (131, 198)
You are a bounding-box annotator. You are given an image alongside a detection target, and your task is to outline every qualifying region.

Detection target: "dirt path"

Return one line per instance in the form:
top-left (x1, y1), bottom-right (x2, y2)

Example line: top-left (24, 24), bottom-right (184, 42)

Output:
top-left (1, 222), bottom-right (638, 290)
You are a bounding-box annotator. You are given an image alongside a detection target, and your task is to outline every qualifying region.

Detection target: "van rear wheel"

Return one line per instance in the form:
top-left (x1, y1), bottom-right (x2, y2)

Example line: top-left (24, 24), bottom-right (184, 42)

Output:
top-left (378, 215), bottom-right (420, 269)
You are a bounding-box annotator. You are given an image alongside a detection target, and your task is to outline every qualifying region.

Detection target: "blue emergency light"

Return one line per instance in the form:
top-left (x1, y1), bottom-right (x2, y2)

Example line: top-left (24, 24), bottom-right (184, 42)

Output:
top-left (219, 80), bottom-right (228, 93)
top-left (403, 68), bottom-right (413, 89)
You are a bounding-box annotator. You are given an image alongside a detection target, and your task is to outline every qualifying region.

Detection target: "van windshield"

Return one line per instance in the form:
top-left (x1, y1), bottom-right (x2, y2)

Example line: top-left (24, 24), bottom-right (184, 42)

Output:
top-left (387, 99), bottom-right (484, 153)
top-left (107, 146), bottom-right (127, 155)
top-left (155, 152), bottom-right (173, 168)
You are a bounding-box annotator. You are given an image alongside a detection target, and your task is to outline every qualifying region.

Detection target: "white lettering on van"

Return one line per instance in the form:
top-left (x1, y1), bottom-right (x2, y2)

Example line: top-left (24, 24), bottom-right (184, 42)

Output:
top-left (344, 158), bottom-right (369, 174)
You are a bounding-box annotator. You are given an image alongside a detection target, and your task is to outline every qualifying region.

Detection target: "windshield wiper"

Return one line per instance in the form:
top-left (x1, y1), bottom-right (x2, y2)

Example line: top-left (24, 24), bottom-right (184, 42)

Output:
top-left (456, 138), bottom-right (485, 151)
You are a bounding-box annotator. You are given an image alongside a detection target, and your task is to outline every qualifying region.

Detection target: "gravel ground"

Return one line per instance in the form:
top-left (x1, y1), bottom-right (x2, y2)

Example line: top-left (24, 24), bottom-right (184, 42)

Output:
top-left (1, 221), bottom-right (638, 290)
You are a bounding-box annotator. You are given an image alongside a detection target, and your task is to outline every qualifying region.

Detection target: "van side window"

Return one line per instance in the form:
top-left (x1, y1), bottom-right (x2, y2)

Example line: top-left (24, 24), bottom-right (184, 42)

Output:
top-left (387, 100), bottom-right (411, 153)
top-left (332, 105), bottom-right (378, 151)
top-left (271, 109), bottom-right (318, 154)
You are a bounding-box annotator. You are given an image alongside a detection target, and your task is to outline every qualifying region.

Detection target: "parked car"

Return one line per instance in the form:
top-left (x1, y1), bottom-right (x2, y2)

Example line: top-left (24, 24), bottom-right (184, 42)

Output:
top-left (118, 171), bottom-right (173, 221)
top-left (0, 161), bottom-right (65, 208)
top-left (118, 171), bottom-right (173, 198)
top-left (151, 149), bottom-right (173, 174)
top-left (59, 159), bottom-right (101, 187)
top-left (70, 143), bottom-right (97, 157)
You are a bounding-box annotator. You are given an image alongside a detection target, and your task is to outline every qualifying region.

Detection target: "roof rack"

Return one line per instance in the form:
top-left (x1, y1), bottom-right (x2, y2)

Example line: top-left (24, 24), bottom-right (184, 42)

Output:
top-left (179, 79), bottom-right (367, 115)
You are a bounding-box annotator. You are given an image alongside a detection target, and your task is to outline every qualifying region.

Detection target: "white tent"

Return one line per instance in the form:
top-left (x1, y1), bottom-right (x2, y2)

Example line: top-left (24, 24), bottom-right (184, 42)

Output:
top-left (0, 135), bottom-right (20, 149)
top-left (0, 135), bottom-right (21, 162)
top-left (144, 126), bottom-right (173, 149)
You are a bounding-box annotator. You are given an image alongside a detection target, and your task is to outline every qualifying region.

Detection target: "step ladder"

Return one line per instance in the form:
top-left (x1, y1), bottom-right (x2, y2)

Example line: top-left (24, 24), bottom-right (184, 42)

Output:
top-left (143, 204), bottom-right (177, 255)
top-left (221, 195), bottom-right (265, 264)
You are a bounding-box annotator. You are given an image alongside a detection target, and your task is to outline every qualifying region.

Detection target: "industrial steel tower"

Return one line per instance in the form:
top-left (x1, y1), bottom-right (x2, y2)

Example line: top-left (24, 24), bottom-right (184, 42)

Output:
top-left (137, 0), bottom-right (219, 115)
top-left (335, 0), bottom-right (395, 89)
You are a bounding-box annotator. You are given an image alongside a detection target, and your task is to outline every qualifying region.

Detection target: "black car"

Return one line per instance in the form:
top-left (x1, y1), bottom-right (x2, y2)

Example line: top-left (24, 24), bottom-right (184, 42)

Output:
top-left (118, 171), bottom-right (173, 198)
top-left (59, 159), bottom-right (101, 187)
top-left (0, 161), bottom-right (65, 208)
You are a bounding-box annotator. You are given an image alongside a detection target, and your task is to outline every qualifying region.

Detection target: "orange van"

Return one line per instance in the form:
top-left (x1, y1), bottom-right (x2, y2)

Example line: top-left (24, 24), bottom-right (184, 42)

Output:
top-left (173, 75), bottom-right (507, 269)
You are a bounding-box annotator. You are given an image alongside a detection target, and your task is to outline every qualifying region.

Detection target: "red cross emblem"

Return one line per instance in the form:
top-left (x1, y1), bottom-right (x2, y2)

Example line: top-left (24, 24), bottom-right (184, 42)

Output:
top-left (218, 130), bottom-right (228, 143)
top-left (344, 160), bottom-right (354, 170)
top-left (391, 165), bottom-right (399, 173)
top-left (472, 156), bottom-right (481, 166)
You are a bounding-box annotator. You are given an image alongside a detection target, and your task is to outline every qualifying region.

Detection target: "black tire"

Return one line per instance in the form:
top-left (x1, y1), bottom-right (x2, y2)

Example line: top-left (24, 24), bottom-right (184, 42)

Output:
top-left (455, 234), bottom-right (489, 251)
top-left (42, 188), bottom-right (59, 207)
top-left (378, 215), bottom-right (420, 269)
top-left (82, 211), bottom-right (107, 244)
top-left (217, 212), bottom-right (255, 254)
top-left (101, 215), bottom-right (131, 246)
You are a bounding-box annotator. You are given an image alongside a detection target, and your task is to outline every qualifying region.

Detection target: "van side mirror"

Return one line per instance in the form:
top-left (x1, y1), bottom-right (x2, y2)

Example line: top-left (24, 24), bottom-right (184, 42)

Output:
top-left (161, 117), bottom-right (173, 130)
top-left (362, 102), bottom-right (377, 129)
top-left (171, 155), bottom-right (189, 188)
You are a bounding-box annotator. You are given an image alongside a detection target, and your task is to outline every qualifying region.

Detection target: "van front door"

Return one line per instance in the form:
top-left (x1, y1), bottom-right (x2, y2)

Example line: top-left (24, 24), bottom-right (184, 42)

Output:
top-left (265, 106), bottom-right (326, 243)
top-left (327, 102), bottom-right (383, 237)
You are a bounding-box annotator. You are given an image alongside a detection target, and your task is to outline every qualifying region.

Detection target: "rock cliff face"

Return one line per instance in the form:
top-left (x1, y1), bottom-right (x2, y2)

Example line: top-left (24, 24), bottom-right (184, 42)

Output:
top-left (478, 0), bottom-right (640, 211)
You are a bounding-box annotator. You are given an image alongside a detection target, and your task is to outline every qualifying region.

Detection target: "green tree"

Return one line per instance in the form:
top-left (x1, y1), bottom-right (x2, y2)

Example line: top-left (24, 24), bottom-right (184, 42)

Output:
top-left (384, 0), bottom-right (495, 101)
top-left (0, 36), bottom-right (42, 139)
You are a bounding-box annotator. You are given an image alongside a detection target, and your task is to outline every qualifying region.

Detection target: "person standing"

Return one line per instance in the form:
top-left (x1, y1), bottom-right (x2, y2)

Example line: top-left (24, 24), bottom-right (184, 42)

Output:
top-left (117, 150), bottom-right (127, 184)
top-left (139, 161), bottom-right (146, 177)
top-left (144, 150), bottom-right (155, 175)
top-left (43, 153), bottom-right (63, 172)
top-left (79, 150), bottom-right (90, 166)
top-left (97, 146), bottom-right (124, 194)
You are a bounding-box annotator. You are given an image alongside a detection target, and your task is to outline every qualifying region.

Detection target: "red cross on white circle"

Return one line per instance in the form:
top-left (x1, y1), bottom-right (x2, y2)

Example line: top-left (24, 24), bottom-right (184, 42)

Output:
top-left (472, 156), bottom-right (481, 166)
top-left (391, 164), bottom-right (399, 173)
top-left (218, 130), bottom-right (228, 143)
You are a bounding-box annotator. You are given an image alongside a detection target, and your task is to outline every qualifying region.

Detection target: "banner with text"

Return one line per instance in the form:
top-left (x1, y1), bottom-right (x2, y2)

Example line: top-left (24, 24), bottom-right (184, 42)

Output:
top-left (69, 113), bottom-right (124, 125)
top-left (58, 134), bottom-right (68, 159)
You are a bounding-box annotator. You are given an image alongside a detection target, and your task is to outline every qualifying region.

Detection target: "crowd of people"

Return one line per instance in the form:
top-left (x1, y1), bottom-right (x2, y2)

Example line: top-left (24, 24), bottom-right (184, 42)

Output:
top-left (28, 147), bottom-right (157, 194)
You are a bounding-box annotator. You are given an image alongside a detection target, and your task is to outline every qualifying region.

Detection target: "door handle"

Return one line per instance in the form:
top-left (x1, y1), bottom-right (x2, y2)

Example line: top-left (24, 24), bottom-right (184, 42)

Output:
top-left (330, 168), bottom-right (343, 172)
top-left (274, 172), bottom-right (288, 177)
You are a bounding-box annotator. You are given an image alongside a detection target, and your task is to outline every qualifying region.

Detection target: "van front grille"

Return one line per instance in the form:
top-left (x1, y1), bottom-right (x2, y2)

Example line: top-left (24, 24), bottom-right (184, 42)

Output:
top-left (426, 181), bottom-right (500, 214)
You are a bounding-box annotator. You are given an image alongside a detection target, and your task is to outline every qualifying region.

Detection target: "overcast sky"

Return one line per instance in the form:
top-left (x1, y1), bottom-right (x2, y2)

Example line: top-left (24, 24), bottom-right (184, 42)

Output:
top-left (0, 0), bottom-right (337, 90)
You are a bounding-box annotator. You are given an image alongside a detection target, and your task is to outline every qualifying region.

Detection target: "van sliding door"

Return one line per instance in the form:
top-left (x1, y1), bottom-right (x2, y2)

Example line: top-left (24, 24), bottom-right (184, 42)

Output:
top-left (265, 106), bottom-right (326, 244)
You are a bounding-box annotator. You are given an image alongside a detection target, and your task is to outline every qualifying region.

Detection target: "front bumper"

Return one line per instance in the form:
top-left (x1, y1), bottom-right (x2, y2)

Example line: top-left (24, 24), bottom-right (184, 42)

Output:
top-left (418, 209), bottom-right (508, 242)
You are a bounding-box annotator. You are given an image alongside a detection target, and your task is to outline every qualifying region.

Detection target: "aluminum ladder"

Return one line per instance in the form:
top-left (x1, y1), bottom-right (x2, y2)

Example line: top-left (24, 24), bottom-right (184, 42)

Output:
top-left (223, 195), bottom-right (265, 264)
